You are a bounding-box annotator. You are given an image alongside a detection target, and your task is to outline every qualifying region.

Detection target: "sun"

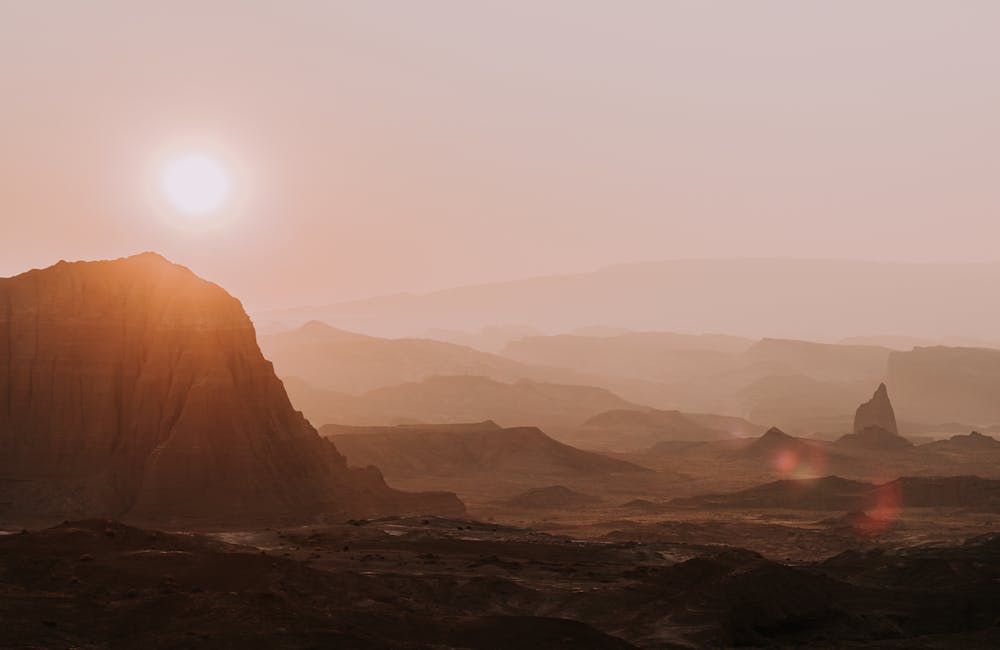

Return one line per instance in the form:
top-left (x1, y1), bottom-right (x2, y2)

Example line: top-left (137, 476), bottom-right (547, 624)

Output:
top-left (160, 153), bottom-right (232, 216)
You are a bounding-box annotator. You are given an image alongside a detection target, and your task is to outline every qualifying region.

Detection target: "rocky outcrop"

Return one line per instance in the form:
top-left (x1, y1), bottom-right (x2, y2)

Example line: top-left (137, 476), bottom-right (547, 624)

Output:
top-left (921, 431), bottom-right (1000, 452)
top-left (503, 485), bottom-right (601, 509)
top-left (323, 423), bottom-right (649, 479)
top-left (744, 427), bottom-right (810, 457)
top-left (836, 427), bottom-right (913, 451)
top-left (835, 383), bottom-right (911, 450)
top-left (0, 253), bottom-right (463, 522)
top-left (852, 383), bottom-right (898, 435)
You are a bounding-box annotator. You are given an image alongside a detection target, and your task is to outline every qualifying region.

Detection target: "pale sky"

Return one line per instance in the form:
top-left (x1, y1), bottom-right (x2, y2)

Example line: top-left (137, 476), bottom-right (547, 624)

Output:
top-left (2, 1), bottom-right (998, 310)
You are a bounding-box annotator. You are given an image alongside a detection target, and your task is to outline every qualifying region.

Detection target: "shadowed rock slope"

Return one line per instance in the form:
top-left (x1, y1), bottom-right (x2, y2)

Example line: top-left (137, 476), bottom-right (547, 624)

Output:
top-left (288, 374), bottom-right (643, 431)
top-left (260, 320), bottom-right (581, 394)
top-left (576, 409), bottom-right (762, 451)
top-left (8, 517), bottom-right (1000, 648)
top-left (673, 474), bottom-right (1000, 512)
top-left (0, 254), bottom-right (462, 522)
top-left (0, 519), bottom-right (635, 649)
top-left (922, 430), bottom-right (1000, 452)
top-left (322, 423), bottom-right (648, 479)
top-left (503, 485), bottom-right (602, 509)
top-left (672, 476), bottom-right (875, 510)
top-left (742, 426), bottom-right (817, 458)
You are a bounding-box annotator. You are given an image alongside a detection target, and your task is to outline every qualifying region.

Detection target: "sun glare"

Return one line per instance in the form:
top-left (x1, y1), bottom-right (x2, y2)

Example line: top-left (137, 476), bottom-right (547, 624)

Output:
top-left (161, 153), bottom-right (231, 216)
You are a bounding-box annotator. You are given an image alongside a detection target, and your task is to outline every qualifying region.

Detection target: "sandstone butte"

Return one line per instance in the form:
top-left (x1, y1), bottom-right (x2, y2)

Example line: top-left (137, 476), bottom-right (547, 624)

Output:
top-left (0, 253), bottom-right (463, 523)
top-left (852, 382), bottom-right (899, 436)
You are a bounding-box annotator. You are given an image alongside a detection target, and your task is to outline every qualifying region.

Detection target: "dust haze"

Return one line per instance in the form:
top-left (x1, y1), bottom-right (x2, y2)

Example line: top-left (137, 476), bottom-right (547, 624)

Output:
top-left (4, 3), bottom-right (1000, 649)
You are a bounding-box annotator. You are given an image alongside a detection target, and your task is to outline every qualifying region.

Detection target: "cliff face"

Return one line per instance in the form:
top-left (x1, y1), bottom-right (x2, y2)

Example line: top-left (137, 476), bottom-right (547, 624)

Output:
top-left (887, 346), bottom-right (1000, 426)
top-left (0, 253), bottom-right (462, 521)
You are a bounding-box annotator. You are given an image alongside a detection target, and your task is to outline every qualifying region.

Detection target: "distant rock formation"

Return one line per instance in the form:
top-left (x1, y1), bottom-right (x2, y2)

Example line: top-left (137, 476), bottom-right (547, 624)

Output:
top-left (576, 409), bottom-right (739, 451)
top-left (739, 427), bottom-right (839, 475)
top-left (744, 427), bottom-right (803, 455)
top-left (503, 485), bottom-right (601, 509)
top-left (322, 423), bottom-right (649, 479)
top-left (671, 476), bottom-right (874, 511)
top-left (921, 431), bottom-right (1000, 452)
top-left (0, 254), bottom-right (463, 522)
top-left (323, 420), bottom-right (503, 436)
top-left (836, 427), bottom-right (913, 451)
top-left (259, 320), bottom-right (554, 395)
top-left (673, 475), bottom-right (1000, 513)
top-left (836, 383), bottom-right (911, 450)
top-left (852, 383), bottom-right (898, 435)
top-left (887, 346), bottom-right (1000, 426)
top-left (285, 374), bottom-right (643, 432)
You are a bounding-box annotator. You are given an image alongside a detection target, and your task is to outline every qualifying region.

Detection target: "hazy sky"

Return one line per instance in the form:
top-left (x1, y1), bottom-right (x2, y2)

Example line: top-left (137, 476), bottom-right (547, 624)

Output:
top-left (2, 1), bottom-right (998, 310)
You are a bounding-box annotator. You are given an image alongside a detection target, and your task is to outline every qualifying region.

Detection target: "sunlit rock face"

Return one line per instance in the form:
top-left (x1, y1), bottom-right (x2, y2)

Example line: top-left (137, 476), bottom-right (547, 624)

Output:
top-left (852, 383), bottom-right (898, 436)
top-left (0, 253), bottom-right (462, 521)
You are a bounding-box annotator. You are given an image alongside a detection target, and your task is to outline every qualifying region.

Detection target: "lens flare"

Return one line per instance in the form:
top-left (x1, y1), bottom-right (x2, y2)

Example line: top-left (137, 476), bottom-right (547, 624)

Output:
top-left (771, 444), bottom-right (826, 478)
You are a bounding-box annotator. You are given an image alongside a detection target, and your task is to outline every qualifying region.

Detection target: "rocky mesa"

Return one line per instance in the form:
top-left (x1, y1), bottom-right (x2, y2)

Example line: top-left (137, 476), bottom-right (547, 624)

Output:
top-left (0, 253), bottom-right (462, 523)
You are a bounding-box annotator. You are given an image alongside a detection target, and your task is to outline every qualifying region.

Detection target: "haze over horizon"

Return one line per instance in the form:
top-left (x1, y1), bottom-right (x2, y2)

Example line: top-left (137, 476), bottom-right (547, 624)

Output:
top-left (251, 257), bottom-right (1000, 342)
top-left (4, 1), bottom-right (999, 311)
top-left (6, 4), bottom-right (1000, 647)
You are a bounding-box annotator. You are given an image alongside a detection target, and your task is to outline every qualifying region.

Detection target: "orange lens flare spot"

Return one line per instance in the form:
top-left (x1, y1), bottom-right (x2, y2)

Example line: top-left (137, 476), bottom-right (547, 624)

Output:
top-left (772, 445), bottom-right (827, 478)
top-left (855, 481), bottom-right (902, 536)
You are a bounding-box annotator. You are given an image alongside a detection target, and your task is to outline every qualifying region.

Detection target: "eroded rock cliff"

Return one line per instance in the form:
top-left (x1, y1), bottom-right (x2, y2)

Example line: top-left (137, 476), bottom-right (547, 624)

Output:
top-left (0, 253), bottom-right (462, 522)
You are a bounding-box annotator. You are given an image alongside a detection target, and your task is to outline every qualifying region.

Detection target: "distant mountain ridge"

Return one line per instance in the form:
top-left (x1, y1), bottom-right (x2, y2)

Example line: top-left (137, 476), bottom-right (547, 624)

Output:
top-left (674, 475), bottom-right (1000, 512)
top-left (888, 346), bottom-right (1000, 426)
top-left (284, 374), bottom-right (643, 432)
top-left (269, 323), bottom-right (1000, 435)
top-left (322, 423), bottom-right (648, 479)
top-left (254, 259), bottom-right (1000, 341)
top-left (260, 320), bottom-right (581, 395)
top-left (576, 408), bottom-right (763, 451)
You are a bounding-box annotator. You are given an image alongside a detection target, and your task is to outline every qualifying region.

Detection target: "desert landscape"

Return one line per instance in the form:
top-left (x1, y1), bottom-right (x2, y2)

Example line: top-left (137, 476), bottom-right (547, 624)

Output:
top-left (4, 2), bottom-right (1000, 648)
top-left (4, 254), bottom-right (1000, 648)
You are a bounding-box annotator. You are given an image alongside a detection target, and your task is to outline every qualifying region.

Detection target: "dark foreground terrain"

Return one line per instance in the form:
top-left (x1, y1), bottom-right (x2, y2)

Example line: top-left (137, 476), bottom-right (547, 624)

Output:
top-left (3, 517), bottom-right (1000, 649)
